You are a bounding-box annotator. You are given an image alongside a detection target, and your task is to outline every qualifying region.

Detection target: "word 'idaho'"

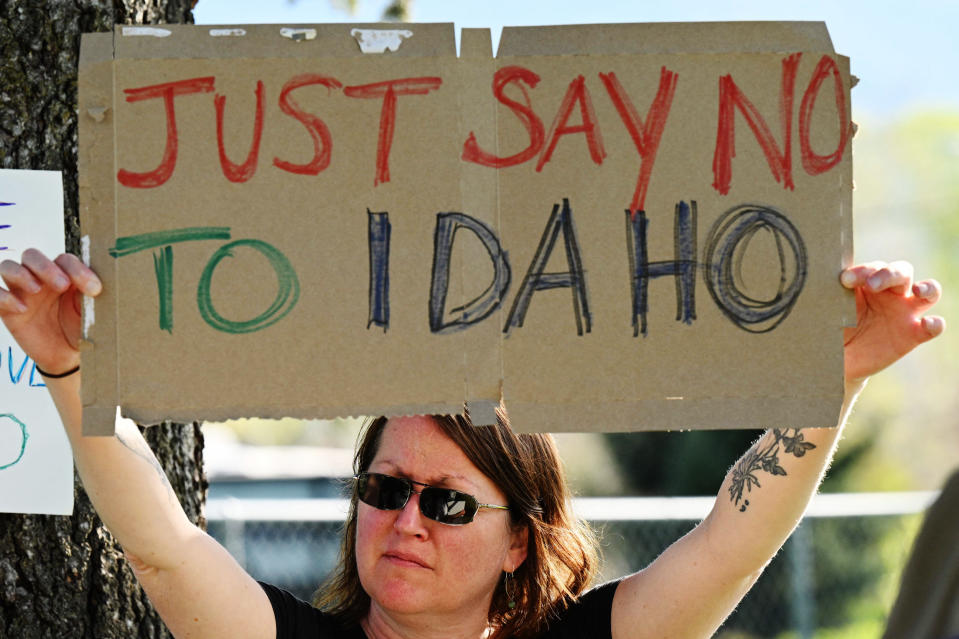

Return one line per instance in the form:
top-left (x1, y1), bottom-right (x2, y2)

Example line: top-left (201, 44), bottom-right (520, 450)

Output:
top-left (111, 199), bottom-right (805, 338)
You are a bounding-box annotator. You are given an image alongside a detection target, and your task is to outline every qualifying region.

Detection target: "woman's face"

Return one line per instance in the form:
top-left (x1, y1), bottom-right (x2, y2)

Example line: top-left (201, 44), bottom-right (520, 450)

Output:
top-left (356, 416), bottom-right (528, 622)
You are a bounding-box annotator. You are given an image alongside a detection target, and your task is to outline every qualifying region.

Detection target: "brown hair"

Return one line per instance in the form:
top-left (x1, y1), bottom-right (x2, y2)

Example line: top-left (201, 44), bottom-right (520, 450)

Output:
top-left (313, 407), bottom-right (599, 638)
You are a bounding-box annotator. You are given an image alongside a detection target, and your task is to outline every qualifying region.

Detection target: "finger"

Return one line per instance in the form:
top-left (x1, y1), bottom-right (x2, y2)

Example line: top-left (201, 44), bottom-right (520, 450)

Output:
top-left (840, 261), bottom-right (888, 289)
top-left (0, 259), bottom-right (42, 295)
top-left (911, 278), bottom-right (942, 308)
top-left (21, 249), bottom-right (70, 292)
top-left (865, 261), bottom-right (914, 295)
top-left (0, 288), bottom-right (27, 313)
top-left (921, 315), bottom-right (946, 339)
top-left (54, 253), bottom-right (102, 296)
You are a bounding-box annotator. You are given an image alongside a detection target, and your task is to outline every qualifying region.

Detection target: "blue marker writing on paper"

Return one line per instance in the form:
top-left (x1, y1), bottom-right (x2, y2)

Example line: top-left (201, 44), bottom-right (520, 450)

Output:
top-left (0, 200), bottom-right (12, 250)
top-left (7, 347), bottom-right (30, 384)
top-left (0, 347), bottom-right (47, 388)
top-left (0, 413), bottom-right (28, 471)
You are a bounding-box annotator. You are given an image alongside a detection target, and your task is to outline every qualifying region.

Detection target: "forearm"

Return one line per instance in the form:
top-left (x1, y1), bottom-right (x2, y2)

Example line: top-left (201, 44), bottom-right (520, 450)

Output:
top-left (617, 383), bottom-right (866, 637)
top-left (701, 380), bottom-right (866, 577)
top-left (46, 373), bottom-right (197, 569)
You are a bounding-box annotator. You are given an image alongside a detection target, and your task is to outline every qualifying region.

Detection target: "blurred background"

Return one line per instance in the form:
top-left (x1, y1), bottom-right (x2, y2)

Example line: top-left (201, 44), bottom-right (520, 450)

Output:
top-left (191, 2), bottom-right (958, 637)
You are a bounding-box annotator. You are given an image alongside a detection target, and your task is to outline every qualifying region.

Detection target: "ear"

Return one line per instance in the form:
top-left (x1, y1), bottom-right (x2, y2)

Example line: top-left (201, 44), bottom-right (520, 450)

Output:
top-left (503, 524), bottom-right (529, 572)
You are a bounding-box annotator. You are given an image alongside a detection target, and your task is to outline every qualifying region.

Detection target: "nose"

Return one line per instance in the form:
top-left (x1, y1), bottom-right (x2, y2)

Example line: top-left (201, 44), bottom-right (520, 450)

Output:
top-left (393, 488), bottom-right (429, 537)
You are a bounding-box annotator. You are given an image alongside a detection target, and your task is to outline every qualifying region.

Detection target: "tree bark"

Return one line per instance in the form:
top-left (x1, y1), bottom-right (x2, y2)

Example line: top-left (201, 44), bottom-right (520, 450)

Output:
top-left (0, 2), bottom-right (205, 637)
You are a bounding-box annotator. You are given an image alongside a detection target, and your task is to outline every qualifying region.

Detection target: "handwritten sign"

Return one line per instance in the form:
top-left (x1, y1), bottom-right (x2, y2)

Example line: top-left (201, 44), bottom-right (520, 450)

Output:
top-left (78, 22), bottom-right (854, 434)
top-left (0, 169), bottom-right (72, 514)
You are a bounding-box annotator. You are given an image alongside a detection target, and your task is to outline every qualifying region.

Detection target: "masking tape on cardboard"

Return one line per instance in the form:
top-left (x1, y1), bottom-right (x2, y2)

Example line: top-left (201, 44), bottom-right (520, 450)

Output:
top-left (81, 235), bottom-right (94, 339)
top-left (209, 28), bottom-right (247, 37)
top-left (121, 27), bottom-right (171, 38)
top-left (351, 28), bottom-right (413, 53)
top-left (279, 28), bottom-right (317, 42)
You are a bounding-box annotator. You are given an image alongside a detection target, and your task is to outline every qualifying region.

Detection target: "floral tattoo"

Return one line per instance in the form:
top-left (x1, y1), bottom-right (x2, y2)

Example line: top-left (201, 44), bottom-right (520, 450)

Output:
top-left (729, 429), bottom-right (816, 512)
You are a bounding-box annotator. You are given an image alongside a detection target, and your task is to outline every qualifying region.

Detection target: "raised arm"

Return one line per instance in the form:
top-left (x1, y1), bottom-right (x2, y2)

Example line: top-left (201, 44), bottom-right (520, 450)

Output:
top-left (0, 251), bottom-right (275, 639)
top-left (610, 261), bottom-right (945, 639)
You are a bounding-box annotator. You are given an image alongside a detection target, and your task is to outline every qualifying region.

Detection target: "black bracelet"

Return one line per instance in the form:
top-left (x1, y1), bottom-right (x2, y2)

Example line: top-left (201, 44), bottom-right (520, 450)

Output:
top-left (35, 364), bottom-right (80, 379)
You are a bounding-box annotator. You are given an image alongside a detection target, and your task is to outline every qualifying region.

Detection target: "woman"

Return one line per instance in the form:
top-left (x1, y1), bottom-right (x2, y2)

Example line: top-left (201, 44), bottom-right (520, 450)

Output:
top-left (0, 251), bottom-right (944, 638)
top-left (307, 413), bottom-right (599, 639)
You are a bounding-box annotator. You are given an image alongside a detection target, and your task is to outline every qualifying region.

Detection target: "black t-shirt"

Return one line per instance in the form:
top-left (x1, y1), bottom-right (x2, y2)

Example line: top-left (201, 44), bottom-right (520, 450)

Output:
top-left (259, 580), bottom-right (619, 639)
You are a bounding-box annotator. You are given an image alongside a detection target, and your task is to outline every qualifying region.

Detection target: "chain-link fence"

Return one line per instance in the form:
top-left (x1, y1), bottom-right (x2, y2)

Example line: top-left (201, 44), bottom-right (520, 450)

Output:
top-left (207, 492), bottom-right (933, 638)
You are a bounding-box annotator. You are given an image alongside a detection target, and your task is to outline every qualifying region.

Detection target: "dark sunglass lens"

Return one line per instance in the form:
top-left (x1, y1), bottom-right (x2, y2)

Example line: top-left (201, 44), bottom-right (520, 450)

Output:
top-left (379, 475), bottom-right (411, 510)
top-left (421, 488), bottom-right (477, 524)
top-left (359, 473), bottom-right (410, 511)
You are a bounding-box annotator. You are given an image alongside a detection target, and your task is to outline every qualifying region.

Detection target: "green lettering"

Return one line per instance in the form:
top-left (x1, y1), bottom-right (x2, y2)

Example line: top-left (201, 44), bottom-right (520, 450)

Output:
top-left (196, 239), bottom-right (299, 334)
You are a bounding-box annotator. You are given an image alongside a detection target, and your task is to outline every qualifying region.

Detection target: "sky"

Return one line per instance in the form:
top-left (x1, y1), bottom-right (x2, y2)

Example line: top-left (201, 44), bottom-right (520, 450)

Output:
top-left (193, 0), bottom-right (959, 119)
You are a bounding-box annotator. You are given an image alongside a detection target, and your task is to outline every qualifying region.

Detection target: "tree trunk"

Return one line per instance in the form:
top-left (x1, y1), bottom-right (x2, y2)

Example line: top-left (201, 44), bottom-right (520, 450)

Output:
top-left (0, 2), bottom-right (205, 637)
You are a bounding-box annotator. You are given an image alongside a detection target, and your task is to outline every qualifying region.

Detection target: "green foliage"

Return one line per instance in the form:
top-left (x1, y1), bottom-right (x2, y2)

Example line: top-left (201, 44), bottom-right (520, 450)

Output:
top-left (851, 109), bottom-right (959, 491)
top-left (321, 0), bottom-right (411, 21)
top-left (768, 618), bottom-right (884, 639)
top-left (381, 0), bottom-right (410, 21)
top-left (604, 429), bottom-right (756, 495)
top-left (717, 516), bottom-right (917, 637)
top-left (603, 428), bottom-right (871, 497)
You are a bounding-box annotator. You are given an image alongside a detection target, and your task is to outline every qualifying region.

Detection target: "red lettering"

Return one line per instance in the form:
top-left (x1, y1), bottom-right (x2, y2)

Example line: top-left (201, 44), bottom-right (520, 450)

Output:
top-left (116, 76), bottom-right (215, 188)
top-left (215, 80), bottom-right (265, 183)
top-left (799, 55), bottom-right (851, 175)
top-left (711, 53), bottom-right (802, 195)
top-left (344, 77), bottom-right (443, 185)
top-left (536, 75), bottom-right (606, 172)
top-left (273, 74), bottom-right (343, 176)
top-left (599, 67), bottom-right (679, 216)
top-left (461, 66), bottom-right (545, 168)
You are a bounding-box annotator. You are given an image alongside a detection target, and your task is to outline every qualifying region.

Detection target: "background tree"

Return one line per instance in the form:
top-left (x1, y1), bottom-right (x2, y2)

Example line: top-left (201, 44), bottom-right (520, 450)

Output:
top-left (0, 2), bottom-right (204, 637)
top-left (332, 0), bottom-right (411, 21)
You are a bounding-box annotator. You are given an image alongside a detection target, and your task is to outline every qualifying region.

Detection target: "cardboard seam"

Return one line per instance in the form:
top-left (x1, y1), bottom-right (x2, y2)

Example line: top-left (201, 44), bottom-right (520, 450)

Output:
top-left (494, 50), bottom-right (841, 62)
top-left (455, 60), bottom-right (471, 412)
top-left (78, 33), bottom-right (112, 428)
top-left (493, 60), bottom-right (507, 417)
top-left (504, 393), bottom-right (844, 404)
top-left (110, 39), bottom-right (121, 425)
top-left (126, 405), bottom-right (471, 427)
top-left (100, 51), bottom-right (842, 67)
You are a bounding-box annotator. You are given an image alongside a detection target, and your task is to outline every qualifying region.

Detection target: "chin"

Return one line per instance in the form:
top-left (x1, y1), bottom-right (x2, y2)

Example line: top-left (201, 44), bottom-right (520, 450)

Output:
top-left (369, 579), bottom-right (436, 615)
top-left (361, 564), bottom-right (437, 614)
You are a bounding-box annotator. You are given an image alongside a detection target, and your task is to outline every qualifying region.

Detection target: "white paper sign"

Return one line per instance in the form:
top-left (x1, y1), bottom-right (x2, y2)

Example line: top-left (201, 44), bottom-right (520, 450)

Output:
top-left (0, 169), bottom-right (72, 515)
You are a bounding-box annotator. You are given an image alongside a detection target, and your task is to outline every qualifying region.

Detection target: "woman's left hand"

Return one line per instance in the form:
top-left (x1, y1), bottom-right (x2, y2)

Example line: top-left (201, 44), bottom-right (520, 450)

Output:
top-left (841, 261), bottom-right (945, 384)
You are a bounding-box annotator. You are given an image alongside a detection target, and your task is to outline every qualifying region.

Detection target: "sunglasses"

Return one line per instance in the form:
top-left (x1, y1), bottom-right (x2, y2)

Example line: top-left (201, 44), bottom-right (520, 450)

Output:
top-left (354, 472), bottom-right (510, 525)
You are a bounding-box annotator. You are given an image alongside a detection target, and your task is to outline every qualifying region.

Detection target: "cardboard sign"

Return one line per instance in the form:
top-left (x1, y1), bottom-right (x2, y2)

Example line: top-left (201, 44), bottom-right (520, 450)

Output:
top-left (78, 22), bottom-right (855, 435)
top-left (0, 169), bottom-right (73, 514)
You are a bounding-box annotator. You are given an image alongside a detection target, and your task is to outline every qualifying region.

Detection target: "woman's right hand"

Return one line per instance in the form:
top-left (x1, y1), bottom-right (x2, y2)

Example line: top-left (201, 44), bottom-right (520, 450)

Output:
top-left (0, 250), bottom-right (101, 375)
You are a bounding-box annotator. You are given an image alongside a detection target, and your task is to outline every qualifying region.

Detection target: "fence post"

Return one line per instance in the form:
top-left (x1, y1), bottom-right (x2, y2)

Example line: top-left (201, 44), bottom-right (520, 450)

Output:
top-left (789, 522), bottom-right (816, 638)
top-left (222, 497), bottom-right (248, 569)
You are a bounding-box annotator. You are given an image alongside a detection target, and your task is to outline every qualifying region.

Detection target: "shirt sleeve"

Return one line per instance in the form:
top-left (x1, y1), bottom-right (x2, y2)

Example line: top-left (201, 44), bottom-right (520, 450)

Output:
top-left (540, 580), bottom-right (621, 639)
top-left (258, 581), bottom-right (362, 639)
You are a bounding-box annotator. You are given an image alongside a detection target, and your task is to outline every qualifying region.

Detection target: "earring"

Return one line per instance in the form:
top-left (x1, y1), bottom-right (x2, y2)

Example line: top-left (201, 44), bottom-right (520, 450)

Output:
top-left (505, 571), bottom-right (516, 610)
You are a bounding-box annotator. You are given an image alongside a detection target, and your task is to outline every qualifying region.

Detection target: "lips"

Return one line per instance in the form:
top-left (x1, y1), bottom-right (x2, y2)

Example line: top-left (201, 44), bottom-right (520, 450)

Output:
top-left (383, 550), bottom-right (431, 569)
